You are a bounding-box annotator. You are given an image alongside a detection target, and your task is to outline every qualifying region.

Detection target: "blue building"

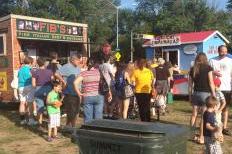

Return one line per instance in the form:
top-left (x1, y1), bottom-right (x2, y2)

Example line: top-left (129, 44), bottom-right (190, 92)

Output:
top-left (143, 30), bottom-right (230, 72)
top-left (143, 30), bottom-right (230, 95)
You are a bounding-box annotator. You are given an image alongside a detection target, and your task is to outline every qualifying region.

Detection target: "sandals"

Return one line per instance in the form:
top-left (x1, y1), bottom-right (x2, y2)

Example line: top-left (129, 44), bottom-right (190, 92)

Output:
top-left (196, 137), bottom-right (204, 145)
top-left (191, 134), bottom-right (204, 145)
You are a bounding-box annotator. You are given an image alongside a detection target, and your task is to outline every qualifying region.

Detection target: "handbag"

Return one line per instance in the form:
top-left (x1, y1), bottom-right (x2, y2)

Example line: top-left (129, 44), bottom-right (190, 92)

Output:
top-left (123, 80), bottom-right (134, 98)
top-left (99, 69), bottom-right (109, 95)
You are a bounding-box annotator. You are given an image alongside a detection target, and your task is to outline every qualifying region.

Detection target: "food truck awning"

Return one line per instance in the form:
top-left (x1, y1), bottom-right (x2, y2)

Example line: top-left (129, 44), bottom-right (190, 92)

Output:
top-left (143, 30), bottom-right (230, 47)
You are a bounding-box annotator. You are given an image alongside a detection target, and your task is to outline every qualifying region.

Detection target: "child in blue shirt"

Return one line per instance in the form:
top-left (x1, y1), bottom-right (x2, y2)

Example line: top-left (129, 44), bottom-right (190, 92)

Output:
top-left (18, 56), bottom-right (34, 125)
top-left (203, 96), bottom-right (222, 154)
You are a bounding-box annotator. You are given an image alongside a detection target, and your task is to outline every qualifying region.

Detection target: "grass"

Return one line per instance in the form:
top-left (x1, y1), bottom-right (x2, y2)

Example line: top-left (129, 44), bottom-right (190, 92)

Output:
top-left (0, 108), bottom-right (77, 154)
top-left (162, 101), bottom-right (232, 154)
top-left (0, 101), bottom-right (231, 154)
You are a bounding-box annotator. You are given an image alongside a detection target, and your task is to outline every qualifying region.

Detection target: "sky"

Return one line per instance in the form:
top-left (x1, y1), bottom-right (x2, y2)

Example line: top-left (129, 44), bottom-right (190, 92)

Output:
top-left (121, 0), bottom-right (228, 10)
top-left (121, 0), bottom-right (137, 9)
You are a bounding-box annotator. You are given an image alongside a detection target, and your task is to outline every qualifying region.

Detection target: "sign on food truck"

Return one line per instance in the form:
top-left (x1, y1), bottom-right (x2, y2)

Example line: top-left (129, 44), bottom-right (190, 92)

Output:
top-left (0, 72), bottom-right (7, 91)
top-left (150, 35), bottom-right (181, 47)
top-left (16, 19), bottom-right (84, 42)
top-left (183, 44), bottom-right (197, 55)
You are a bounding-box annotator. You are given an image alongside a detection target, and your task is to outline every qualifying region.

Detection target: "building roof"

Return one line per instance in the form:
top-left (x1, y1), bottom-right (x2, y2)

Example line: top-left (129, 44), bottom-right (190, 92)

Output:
top-left (177, 30), bottom-right (215, 44)
top-left (143, 30), bottom-right (230, 47)
top-left (0, 14), bottom-right (88, 27)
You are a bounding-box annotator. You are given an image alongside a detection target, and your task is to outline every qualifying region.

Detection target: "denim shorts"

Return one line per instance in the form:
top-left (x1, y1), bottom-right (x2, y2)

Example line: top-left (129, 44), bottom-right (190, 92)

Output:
top-left (35, 98), bottom-right (45, 113)
top-left (191, 91), bottom-right (211, 106)
top-left (34, 85), bottom-right (52, 113)
top-left (34, 85), bottom-right (52, 98)
top-left (18, 85), bottom-right (35, 103)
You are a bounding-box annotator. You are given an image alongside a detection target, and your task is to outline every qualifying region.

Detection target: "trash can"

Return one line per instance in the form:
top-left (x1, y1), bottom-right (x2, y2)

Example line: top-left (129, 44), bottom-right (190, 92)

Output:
top-left (73, 120), bottom-right (189, 154)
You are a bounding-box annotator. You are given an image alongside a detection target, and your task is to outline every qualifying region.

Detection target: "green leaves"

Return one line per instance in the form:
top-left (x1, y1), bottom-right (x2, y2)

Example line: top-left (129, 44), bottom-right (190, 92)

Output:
top-left (0, 0), bottom-right (231, 57)
top-left (227, 0), bottom-right (232, 12)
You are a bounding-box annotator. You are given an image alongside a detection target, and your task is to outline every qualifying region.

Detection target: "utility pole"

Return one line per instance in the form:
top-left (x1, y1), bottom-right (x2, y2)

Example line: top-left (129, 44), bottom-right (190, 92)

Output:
top-left (116, 7), bottom-right (119, 49)
top-left (131, 31), bottom-right (134, 62)
top-left (88, 38), bottom-right (91, 58)
top-left (105, 0), bottom-right (119, 50)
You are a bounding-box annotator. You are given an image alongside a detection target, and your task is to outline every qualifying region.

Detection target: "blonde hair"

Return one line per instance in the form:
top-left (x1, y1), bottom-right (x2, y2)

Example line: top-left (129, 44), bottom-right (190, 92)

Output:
top-left (126, 62), bottom-right (135, 77)
top-left (206, 96), bottom-right (218, 108)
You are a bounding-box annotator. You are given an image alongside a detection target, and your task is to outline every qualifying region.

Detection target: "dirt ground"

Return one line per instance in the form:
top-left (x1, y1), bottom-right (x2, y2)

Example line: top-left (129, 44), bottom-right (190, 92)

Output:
top-left (0, 101), bottom-right (232, 154)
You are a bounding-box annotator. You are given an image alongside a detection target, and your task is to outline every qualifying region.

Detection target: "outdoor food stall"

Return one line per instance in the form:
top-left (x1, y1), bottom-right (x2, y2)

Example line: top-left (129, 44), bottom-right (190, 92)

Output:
top-left (143, 30), bottom-right (230, 95)
top-left (0, 14), bottom-right (88, 102)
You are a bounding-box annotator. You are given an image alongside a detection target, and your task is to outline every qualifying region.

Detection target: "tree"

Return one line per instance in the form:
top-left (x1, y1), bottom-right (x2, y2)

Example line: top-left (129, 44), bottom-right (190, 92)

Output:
top-left (0, 0), bottom-right (14, 16)
top-left (227, 0), bottom-right (232, 12)
top-left (0, 0), bottom-right (231, 57)
top-left (135, 0), bottom-right (167, 34)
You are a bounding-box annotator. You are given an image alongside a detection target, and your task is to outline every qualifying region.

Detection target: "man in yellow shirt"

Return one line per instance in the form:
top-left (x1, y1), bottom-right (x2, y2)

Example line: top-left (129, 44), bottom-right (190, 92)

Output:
top-left (131, 59), bottom-right (154, 122)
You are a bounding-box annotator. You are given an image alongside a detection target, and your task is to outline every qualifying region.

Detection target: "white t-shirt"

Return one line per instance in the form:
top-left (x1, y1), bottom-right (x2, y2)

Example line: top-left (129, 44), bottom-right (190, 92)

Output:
top-left (209, 56), bottom-right (232, 91)
top-left (99, 63), bottom-right (113, 87)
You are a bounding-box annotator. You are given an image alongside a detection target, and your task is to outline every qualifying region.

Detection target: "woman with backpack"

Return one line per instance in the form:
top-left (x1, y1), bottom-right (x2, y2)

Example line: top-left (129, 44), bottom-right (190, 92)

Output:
top-left (98, 55), bottom-right (115, 119)
top-left (114, 62), bottom-right (133, 119)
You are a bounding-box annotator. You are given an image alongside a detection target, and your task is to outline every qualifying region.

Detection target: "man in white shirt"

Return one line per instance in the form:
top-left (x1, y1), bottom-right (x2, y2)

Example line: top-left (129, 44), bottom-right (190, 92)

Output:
top-left (99, 55), bottom-right (115, 118)
top-left (209, 45), bottom-right (232, 136)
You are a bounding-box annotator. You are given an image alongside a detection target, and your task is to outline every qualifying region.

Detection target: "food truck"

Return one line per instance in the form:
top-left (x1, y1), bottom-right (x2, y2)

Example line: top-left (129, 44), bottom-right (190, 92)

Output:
top-left (0, 14), bottom-right (88, 102)
top-left (143, 30), bottom-right (230, 95)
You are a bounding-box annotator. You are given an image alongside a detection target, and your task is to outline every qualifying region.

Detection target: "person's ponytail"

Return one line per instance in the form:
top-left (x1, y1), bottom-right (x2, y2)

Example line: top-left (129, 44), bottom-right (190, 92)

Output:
top-left (87, 59), bottom-right (94, 71)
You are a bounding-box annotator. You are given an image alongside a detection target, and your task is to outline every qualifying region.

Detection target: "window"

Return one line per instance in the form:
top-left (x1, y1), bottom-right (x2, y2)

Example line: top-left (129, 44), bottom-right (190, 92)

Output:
top-left (0, 34), bottom-right (6, 56)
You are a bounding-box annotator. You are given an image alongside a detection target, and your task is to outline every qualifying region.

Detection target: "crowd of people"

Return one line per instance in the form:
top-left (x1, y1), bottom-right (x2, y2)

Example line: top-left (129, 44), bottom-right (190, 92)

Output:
top-left (189, 45), bottom-right (232, 154)
top-left (14, 45), bottom-right (232, 153)
top-left (16, 51), bottom-right (177, 142)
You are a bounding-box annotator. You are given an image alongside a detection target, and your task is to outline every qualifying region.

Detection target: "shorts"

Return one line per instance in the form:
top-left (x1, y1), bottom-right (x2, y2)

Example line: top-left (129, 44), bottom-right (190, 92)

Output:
top-left (48, 113), bottom-right (60, 128)
top-left (205, 136), bottom-right (222, 154)
top-left (191, 91), bottom-right (211, 106)
top-left (34, 98), bottom-right (45, 113)
top-left (155, 80), bottom-right (169, 95)
top-left (221, 91), bottom-right (231, 106)
top-left (18, 85), bottom-right (35, 103)
top-left (63, 95), bottom-right (80, 121)
top-left (34, 86), bottom-right (52, 113)
top-left (34, 85), bottom-right (52, 98)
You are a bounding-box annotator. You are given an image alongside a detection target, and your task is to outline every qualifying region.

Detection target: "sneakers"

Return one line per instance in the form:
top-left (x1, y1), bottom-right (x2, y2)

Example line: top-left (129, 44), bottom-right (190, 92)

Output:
top-left (52, 135), bottom-right (62, 139)
top-left (27, 118), bottom-right (38, 126)
top-left (47, 137), bottom-right (53, 142)
top-left (61, 113), bottom-right (67, 118)
top-left (222, 129), bottom-right (232, 136)
top-left (103, 114), bottom-right (109, 119)
top-left (33, 111), bottom-right (37, 116)
top-left (20, 119), bottom-right (27, 125)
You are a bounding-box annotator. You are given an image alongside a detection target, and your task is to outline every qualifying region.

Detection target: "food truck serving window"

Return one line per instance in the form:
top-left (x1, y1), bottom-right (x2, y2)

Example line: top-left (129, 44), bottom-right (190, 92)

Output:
top-left (0, 34), bottom-right (6, 56)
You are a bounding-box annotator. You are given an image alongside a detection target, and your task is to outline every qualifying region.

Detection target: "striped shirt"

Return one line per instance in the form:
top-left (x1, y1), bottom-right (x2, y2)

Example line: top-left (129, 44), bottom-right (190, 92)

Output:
top-left (80, 68), bottom-right (100, 96)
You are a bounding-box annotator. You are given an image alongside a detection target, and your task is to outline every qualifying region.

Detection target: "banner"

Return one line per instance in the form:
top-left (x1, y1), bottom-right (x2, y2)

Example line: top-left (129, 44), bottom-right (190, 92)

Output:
top-left (151, 35), bottom-right (181, 47)
top-left (16, 19), bottom-right (84, 42)
top-left (0, 72), bottom-right (7, 91)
